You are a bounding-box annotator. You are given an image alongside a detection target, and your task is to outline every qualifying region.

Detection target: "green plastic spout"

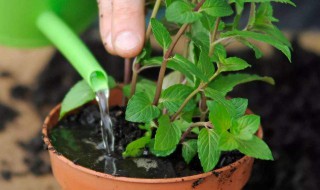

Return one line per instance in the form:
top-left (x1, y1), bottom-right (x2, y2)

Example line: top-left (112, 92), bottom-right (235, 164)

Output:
top-left (36, 11), bottom-right (109, 92)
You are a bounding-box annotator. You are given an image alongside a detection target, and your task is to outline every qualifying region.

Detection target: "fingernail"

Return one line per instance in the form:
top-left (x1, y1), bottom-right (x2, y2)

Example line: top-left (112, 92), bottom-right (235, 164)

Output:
top-left (115, 31), bottom-right (140, 51)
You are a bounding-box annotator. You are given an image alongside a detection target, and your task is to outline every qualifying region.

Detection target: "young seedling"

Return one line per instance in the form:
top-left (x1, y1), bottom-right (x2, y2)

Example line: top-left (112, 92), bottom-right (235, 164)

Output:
top-left (61, 0), bottom-right (295, 172)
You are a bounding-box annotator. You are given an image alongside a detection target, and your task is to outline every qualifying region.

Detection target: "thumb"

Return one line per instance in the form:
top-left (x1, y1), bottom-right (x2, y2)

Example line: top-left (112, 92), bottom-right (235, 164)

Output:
top-left (111, 0), bottom-right (145, 58)
top-left (100, 0), bottom-right (145, 58)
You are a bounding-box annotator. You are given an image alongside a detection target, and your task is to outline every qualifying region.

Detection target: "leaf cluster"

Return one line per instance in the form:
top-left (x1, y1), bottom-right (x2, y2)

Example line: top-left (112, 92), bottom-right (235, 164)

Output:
top-left (60, 0), bottom-right (293, 172)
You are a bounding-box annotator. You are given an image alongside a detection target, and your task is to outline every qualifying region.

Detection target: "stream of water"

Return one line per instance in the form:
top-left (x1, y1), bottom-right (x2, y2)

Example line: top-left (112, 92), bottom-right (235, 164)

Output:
top-left (95, 89), bottom-right (115, 155)
top-left (95, 89), bottom-right (117, 174)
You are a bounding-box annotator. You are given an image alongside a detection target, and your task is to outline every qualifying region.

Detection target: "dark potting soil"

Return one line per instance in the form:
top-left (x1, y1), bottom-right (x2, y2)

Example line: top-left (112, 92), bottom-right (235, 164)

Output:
top-left (0, 103), bottom-right (19, 131)
top-left (49, 104), bottom-right (243, 178)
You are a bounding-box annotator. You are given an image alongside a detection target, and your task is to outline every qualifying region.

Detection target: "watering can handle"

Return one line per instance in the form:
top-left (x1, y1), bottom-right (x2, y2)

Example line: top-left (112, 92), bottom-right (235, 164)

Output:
top-left (37, 11), bottom-right (109, 92)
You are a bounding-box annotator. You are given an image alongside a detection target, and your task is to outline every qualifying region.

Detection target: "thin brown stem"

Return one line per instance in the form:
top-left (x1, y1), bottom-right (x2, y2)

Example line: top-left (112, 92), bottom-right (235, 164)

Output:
top-left (153, 0), bottom-right (206, 105)
top-left (130, 63), bottom-right (139, 97)
top-left (124, 58), bottom-right (131, 85)
top-left (153, 24), bottom-right (188, 105)
top-left (180, 121), bottom-right (213, 143)
top-left (199, 92), bottom-right (207, 121)
top-left (209, 18), bottom-right (221, 56)
top-left (171, 70), bottom-right (221, 121)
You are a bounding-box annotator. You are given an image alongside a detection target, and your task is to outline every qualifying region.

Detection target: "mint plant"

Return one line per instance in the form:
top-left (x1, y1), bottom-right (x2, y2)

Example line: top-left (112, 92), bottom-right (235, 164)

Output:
top-left (60, 0), bottom-right (294, 173)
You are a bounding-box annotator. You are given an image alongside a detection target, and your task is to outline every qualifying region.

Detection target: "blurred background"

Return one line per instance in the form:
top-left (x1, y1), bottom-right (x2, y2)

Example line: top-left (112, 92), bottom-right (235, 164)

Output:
top-left (0, 0), bottom-right (320, 189)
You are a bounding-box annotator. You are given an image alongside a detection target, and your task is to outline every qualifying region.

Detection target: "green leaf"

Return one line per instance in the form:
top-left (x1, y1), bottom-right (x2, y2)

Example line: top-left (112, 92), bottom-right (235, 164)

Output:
top-left (197, 49), bottom-right (215, 79)
top-left (136, 41), bottom-right (152, 63)
top-left (239, 39), bottom-right (263, 59)
top-left (148, 139), bottom-right (176, 157)
top-left (201, 14), bottom-right (226, 31)
top-left (230, 98), bottom-right (248, 119)
top-left (166, 0), bottom-right (202, 24)
top-left (107, 76), bottom-right (117, 89)
top-left (188, 20), bottom-right (211, 52)
top-left (182, 139), bottom-right (198, 164)
top-left (220, 57), bottom-right (251, 72)
top-left (175, 119), bottom-right (199, 134)
top-left (252, 3), bottom-right (292, 49)
top-left (198, 128), bottom-right (221, 172)
top-left (122, 136), bottom-right (151, 158)
top-left (231, 115), bottom-right (260, 140)
top-left (234, 0), bottom-right (245, 14)
top-left (208, 101), bottom-right (232, 134)
top-left (187, 31), bottom-right (210, 53)
top-left (254, 2), bottom-right (278, 25)
top-left (254, 25), bottom-right (292, 49)
top-left (60, 80), bottom-right (96, 119)
top-left (165, 0), bottom-right (174, 7)
top-left (154, 115), bottom-right (182, 151)
top-left (123, 78), bottom-right (156, 99)
top-left (125, 92), bottom-right (160, 123)
top-left (168, 54), bottom-right (209, 82)
top-left (162, 71), bottom-right (183, 90)
top-left (205, 88), bottom-right (237, 118)
top-left (151, 19), bottom-right (172, 51)
top-left (237, 136), bottom-right (274, 160)
top-left (159, 84), bottom-right (195, 114)
top-left (200, 13), bottom-right (216, 31)
top-left (142, 56), bottom-right (163, 66)
top-left (200, 0), bottom-right (234, 17)
top-left (211, 43), bottom-right (227, 62)
top-left (232, 0), bottom-right (296, 6)
top-left (208, 73), bottom-right (275, 96)
top-left (219, 132), bottom-right (238, 151)
top-left (221, 30), bottom-right (291, 61)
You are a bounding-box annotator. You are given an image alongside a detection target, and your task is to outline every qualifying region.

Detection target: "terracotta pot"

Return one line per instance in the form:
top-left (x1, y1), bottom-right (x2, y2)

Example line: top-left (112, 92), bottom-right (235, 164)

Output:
top-left (43, 87), bottom-right (262, 190)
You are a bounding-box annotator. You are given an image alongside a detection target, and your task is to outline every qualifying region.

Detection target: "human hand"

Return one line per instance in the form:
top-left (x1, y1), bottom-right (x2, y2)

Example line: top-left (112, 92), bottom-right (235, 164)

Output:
top-left (98, 0), bottom-right (145, 58)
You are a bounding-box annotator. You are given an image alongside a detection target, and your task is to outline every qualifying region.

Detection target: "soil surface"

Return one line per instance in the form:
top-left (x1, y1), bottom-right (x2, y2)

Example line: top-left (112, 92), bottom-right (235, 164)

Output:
top-left (50, 104), bottom-right (243, 178)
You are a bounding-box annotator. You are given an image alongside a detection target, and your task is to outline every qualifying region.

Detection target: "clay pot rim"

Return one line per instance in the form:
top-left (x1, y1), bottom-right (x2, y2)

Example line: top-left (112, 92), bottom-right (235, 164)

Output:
top-left (43, 103), bottom-right (263, 184)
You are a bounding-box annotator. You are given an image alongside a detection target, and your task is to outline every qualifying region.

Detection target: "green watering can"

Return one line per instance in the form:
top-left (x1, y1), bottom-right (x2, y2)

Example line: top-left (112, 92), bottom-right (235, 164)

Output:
top-left (0, 0), bottom-right (109, 92)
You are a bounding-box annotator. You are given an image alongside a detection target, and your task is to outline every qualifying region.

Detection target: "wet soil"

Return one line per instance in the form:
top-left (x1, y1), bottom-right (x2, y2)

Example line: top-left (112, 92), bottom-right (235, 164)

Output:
top-left (49, 104), bottom-right (243, 178)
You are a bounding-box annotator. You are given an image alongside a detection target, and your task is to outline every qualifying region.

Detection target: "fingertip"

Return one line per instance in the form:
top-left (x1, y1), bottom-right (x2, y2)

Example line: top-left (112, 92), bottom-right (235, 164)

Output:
top-left (103, 34), bottom-right (117, 55)
top-left (111, 0), bottom-right (145, 58)
top-left (114, 31), bottom-right (144, 58)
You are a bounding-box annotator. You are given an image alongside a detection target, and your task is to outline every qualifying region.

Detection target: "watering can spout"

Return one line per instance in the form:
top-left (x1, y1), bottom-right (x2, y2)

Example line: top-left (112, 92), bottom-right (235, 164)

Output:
top-left (36, 11), bottom-right (109, 92)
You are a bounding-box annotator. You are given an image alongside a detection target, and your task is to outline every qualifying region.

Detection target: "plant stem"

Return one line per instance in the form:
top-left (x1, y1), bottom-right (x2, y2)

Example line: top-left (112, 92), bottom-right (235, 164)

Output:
top-left (130, 67), bottom-right (139, 97)
top-left (124, 58), bottom-right (131, 84)
top-left (199, 92), bottom-right (207, 121)
top-left (246, 3), bottom-right (256, 30)
top-left (171, 70), bottom-right (220, 121)
top-left (153, 0), bottom-right (206, 105)
top-left (130, 0), bottom-right (162, 97)
top-left (209, 18), bottom-right (221, 56)
top-left (213, 37), bottom-right (231, 45)
top-left (153, 24), bottom-right (189, 105)
top-left (180, 121), bottom-right (213, 143)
